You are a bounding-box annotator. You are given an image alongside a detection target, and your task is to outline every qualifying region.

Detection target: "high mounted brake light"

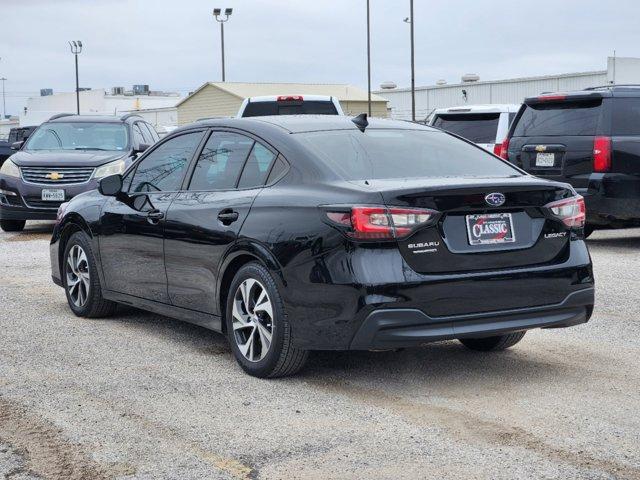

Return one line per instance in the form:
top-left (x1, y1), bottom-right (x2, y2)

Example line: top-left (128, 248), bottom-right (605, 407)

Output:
top-left (277, 95), bottom-right (303, 102)
top-left (545, 196), bottom-right (585, 228)
top-left (537, 94), bottom-right (567, 102)
top-left (325, 206), bottom-right (439, 240)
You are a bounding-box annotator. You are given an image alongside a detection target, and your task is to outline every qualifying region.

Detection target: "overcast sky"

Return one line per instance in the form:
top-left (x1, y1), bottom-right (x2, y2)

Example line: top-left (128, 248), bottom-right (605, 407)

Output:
top-left (1, 0), bottom-right (639, 115)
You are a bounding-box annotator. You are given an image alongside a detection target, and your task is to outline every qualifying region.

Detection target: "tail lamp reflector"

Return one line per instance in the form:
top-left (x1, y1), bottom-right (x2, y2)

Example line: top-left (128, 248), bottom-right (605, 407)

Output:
top-left (326, 206), bottom-right (438, 239)
top-left (545, 195), bottom-right (585, 228)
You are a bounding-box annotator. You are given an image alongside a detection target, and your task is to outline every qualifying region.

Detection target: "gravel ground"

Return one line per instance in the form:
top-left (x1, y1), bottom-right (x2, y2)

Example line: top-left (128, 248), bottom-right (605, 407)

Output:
top-left (1, 221), bottom-right (639, 480)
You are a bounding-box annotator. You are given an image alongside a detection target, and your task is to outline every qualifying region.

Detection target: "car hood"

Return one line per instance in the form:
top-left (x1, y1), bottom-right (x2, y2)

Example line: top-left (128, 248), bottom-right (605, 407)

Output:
top-left (9, 150), bottom-right (128, 167)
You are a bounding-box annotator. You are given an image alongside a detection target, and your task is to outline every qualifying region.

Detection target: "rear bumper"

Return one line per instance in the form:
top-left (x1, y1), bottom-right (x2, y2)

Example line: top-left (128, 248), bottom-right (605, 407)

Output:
top-left (350, 288), bottom-right (593, 349)
top-left (576, 173), bottom-right (640, 225)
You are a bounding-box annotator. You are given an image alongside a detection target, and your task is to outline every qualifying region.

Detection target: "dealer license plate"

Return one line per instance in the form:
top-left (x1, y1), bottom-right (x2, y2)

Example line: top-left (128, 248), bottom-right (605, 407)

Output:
top-left (535, 152), bottom-right (555, 167)
top-left (466, 213), bottom-right (516, 246)
top-left (41, 189), bottom-right (65, 201)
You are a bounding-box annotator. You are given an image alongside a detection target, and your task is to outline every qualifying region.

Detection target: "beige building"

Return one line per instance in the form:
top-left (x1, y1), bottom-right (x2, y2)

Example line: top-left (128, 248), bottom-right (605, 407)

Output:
top-left (176, 82), bottom-right (389, 125)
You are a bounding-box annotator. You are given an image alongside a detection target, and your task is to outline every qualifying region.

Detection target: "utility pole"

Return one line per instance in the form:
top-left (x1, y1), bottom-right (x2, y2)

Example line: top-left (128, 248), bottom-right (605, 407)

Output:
top-left (213, 8), bottom-right (233, 82)
top-left (404, 0), bottom-right (416, 121)
top-left (0, 77), bottom-right (6, 120)
top-left (68, 41), bottom-right (83, 114)
top-left (366, 0), bottom-right (372, 116)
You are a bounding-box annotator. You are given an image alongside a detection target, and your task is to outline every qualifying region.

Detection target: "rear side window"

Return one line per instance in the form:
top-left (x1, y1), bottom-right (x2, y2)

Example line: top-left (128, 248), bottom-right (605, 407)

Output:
top-left (298, 129), bottom-right (520, 181)
top-left (432, 113), bottom-right (500, 143)
top-left (513, 100), bottom-right (603, 137)
top-left (242, 101), bottom-right (338, 117)
top-left (237, 143), bottom-right (277, 189)
top-left (612, 98), bottom-right (640, 135)
top-left (189, 132), bottom-right (254, 191)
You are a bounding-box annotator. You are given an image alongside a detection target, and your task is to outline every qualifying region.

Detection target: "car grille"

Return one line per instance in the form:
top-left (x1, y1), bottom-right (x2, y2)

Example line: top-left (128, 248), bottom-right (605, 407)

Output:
top-left (23, 198), bottom-right (65, 210)
top-left (20, 166), bottom-right (94, 185)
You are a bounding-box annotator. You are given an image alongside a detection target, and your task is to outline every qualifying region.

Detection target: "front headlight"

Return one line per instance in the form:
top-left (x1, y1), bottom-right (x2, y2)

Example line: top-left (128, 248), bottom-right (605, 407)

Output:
top-left (0, 160), bottom-right (20, 178)
top-left (94, 159), bottom-right (126, 179)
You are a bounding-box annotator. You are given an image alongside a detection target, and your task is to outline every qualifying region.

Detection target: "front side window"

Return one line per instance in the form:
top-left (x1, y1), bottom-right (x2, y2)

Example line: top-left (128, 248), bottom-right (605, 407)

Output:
top-left (298, 129), bottom-right (521, 181)
top-left (129, 131), bottom-right (203, 192)
top-left (188, 132), bottom-right (254, 191)
top-left (25, 122), bottom-right (129, 151)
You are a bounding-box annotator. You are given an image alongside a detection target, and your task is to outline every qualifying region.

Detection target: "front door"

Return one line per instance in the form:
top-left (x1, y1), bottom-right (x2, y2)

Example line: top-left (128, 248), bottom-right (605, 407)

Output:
top-left (98, 130), bottom-right (205, 302)
top-left (164, 131), bottom-right (279, 316)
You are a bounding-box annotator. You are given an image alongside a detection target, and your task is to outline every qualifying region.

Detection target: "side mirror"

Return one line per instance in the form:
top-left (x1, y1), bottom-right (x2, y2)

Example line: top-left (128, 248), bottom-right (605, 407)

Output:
top-left (98, 174), bottom-right (123, 197)
top-left (11, 141), bottom-right (24, 151)
top-left (134, 143), bottom-right (150, 154)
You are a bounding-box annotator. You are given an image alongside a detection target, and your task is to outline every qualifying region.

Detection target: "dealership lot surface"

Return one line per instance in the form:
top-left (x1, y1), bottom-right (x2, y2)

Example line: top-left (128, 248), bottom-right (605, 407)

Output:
top-left (1, 222), bottom-right (639, 480)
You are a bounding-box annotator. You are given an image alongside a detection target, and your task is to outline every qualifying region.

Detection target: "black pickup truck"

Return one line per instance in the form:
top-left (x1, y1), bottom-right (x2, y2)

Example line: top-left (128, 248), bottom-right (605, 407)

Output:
top-left (0, 126), bottom-right (37, 165)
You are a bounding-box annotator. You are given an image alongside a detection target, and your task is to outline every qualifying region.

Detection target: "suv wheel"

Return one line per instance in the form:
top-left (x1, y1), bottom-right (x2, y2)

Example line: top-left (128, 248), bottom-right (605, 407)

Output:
top-left (226, 262), bottom-right (308, 378)
top-left (63, 232), bottom-right (117, 318)
top-left (0, 220), bottom-right (26, 232)
top-left (459, 331), bottom-right (526, 351)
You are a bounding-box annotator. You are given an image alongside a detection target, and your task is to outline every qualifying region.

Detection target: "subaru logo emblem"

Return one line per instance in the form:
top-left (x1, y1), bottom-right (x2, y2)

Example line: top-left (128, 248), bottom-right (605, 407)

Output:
top-left (485, 192), bottom-right (506, 207)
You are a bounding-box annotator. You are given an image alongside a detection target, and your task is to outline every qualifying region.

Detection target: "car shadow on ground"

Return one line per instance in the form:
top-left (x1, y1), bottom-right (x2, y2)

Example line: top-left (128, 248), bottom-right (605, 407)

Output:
top-left (587, 235), bottom-right (640, 249)
top-left (107, 307), bottom-right (574, 387)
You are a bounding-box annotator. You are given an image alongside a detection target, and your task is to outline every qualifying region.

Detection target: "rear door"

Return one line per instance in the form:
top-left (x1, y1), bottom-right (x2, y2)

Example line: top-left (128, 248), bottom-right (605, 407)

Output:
top-left (164, 130), bottom-right (280, 316)
top-left (432, 113), bottom-right (501, 151)
top-left (508, 95), bottom-right (608, 188)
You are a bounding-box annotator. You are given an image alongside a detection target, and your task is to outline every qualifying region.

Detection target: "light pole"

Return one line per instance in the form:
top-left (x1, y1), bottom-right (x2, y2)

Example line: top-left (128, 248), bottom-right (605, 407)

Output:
top-left (366, 0), bottom-right (372, 116)
top-left (403, 0), bottom-right (415, 122)
top-left (68, 40), bottom-right (83, 114)
top-left (0, 77), bottom-right (6, 120)
top-left (213, 8), bottom-right (233, 82)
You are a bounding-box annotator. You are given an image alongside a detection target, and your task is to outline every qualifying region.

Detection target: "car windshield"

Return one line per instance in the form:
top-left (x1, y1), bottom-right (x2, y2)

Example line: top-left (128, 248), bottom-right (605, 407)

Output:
top-left (297, 129), bottom-right (521, 180)
top-left (25, 122), bottom-right (129, 151)
top-left (432, 113), bottom-right (500, 143)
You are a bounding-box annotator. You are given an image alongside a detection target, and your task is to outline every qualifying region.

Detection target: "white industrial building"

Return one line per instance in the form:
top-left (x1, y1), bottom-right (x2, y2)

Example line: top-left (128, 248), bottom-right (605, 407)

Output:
top-left (376, 56), bottom-right (640, 120)
top-left (20, 87), bottom-right (183, 126)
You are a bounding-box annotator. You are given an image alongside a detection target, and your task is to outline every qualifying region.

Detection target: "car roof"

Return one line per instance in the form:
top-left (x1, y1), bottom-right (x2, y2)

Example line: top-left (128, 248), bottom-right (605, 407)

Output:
top-left (46, 114), bottom-right (141, 124)
top-left (246, 95), bottom-right (334, 103)
top-left (180, 115), bottom-right (438, 134)
top-left (433, 104), bottom-right (521, 114)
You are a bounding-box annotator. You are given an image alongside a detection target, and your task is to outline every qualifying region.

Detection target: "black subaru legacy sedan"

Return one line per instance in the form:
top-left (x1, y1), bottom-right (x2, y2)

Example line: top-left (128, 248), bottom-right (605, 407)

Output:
top-left (0, 113), bottom-right (158, 232)
top-left (50, 115), bottom-right (594, 378)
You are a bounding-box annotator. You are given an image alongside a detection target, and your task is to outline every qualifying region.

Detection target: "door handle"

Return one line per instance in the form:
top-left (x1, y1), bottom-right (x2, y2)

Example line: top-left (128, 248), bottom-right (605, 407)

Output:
top-left (146, 209), bottom-right (165, 224)
top-left (218, 210), bottom-right (239, 225)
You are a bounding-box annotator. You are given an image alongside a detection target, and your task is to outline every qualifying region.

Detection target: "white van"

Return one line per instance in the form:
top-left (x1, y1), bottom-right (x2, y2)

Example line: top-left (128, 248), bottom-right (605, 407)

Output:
top-left (429, 104), bottom-right (520, 155)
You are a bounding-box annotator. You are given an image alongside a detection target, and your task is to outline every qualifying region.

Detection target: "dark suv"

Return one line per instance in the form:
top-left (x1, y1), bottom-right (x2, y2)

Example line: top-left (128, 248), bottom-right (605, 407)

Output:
top-left (501, 86), bottom-right (640, 235)
top-left (0, 114), bottom-right (159, 232)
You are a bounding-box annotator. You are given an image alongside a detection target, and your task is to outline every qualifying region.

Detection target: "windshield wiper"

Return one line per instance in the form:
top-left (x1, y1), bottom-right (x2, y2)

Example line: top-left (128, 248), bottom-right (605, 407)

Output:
top-left (74, 147), bottom-right (109, 151)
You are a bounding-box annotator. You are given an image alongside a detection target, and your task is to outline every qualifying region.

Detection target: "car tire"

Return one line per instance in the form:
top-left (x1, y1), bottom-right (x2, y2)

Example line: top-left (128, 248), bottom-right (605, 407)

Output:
top-left (583, 225), bottom-right (595, 238)
top-left (225, 262), bottom-right (308, 378)
top-left (458, 331), bottom-right (526, 351)
top-left (0, 219), bottom-right (26, 232)
top-left (63, 231), bottom-right (118, 318)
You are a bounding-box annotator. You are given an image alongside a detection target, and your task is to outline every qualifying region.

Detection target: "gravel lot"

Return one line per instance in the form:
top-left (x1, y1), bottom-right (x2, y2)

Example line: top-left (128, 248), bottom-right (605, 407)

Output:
top-left (1, 221), bottom-right (639, 479)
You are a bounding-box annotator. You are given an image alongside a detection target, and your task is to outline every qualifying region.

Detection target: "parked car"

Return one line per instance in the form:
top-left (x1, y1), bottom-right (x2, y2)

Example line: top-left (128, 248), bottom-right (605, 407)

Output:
top-left (237, 95), bottom-right (344, 117)
top-left (500, 86), bottom-right (640, 236)
top-left (0, 126), bottom-right (37, 164)
top-left (50, 115), bottom-right (594, 378)
top-left (0, 113), bottom-right (159, 232)
top-left (430, 104), bottom-right (520, 154)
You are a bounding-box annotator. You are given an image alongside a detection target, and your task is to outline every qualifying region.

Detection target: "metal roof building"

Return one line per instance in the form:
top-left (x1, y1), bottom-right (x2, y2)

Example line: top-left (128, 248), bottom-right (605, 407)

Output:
top-left (375, 56), bottom-right (640, 120)
top-left (176, 82), bottom-right (389, 125)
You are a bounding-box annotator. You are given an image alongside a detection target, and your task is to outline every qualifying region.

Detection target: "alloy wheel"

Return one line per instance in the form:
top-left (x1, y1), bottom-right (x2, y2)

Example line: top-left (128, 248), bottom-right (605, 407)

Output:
top-left (232, 278), bottom-right (274, 362)
top-left (66, 244), bottom-right (90, 307)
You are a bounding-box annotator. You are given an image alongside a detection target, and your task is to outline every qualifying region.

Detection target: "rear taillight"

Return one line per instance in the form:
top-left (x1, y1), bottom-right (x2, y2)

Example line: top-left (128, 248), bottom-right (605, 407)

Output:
top-left (545, 196), bottom-right (585, 228)
top-left (593, 136), bottom-right (611, 172)
top-left (498, 137), bottom-right (510, 160)
top-left (493, 143), bottom-right (502, 156)
top-left (325, 205), bottom-right (438, 240)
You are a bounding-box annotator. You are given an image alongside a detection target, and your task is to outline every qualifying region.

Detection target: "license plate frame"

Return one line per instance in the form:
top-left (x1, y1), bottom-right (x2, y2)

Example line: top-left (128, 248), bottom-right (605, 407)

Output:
top-left (535, 152), bottom-right (555, 167)
top-left (466, 212), bottom-right (516, 246)
top-left (41, 189), bottom-right (65, 202)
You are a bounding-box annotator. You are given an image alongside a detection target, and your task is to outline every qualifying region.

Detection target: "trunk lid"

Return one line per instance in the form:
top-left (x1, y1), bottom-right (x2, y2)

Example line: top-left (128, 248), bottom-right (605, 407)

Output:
top-left (363, 176), bottom-right (574, 274)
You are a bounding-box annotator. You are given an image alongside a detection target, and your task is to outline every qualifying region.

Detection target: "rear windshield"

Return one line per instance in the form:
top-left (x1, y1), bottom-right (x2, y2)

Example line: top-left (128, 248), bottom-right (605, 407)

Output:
top-left (242, 101), bottom-right (338, 117)
top-left (297, 129), bottom-right (521, 181)
top-left (432, 113), bottom-right (500, 143)
top-left (25, 122), bottom-right (129, 151)
top-left (513, 100), bottom-right (602, 137)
